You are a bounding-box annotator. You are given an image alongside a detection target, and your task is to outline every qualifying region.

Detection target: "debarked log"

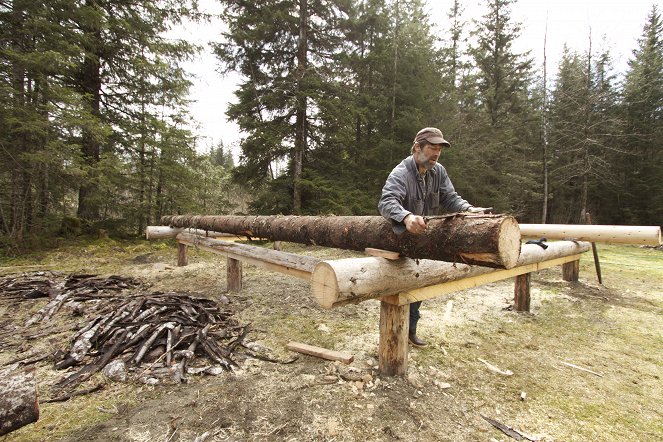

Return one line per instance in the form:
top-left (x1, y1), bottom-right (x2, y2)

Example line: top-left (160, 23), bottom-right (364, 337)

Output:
top-left (0, 370), bottom-right (39, 436)
top-left (176, 232), bottom-right (320, 280)
top-left (145, 226), bottom-right (237, 240)
top-left (161, 214), bottom-right (521, 268)
top-left (312, 241), bottom-right (591, 309)
top-left (520, 224), bottom-right (662, 246)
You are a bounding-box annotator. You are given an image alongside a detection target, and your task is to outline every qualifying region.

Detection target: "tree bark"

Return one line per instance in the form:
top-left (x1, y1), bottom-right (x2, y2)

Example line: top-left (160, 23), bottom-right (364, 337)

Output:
top-left (0, 370), bottom-right (39, 436)
top-left (161, 214), bottom-right (521, 268)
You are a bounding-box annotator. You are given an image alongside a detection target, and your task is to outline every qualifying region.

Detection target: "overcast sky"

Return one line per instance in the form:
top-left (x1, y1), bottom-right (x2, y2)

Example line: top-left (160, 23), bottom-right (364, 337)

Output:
top-left (177, 0), bottom-right (660, 156)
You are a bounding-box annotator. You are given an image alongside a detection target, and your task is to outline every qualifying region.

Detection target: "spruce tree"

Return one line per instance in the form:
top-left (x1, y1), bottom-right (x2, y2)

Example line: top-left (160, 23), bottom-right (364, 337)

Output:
top-left (466, 0), bottom-right (538, 217)
top-left (621, 5), bottom-right (663, 225)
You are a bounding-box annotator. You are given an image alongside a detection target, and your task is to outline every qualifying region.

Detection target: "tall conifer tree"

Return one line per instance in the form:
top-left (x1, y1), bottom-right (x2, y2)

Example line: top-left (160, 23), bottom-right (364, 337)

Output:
top-left (621, 5), bottom-right (663, 225)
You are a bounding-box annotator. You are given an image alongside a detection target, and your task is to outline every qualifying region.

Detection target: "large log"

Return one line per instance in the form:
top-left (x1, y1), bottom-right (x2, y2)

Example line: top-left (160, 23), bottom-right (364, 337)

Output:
top-left (520, 224), bottom-right (661, 245)
top-left (162, 214), bottom-right (521, 268)
top-left (312, 241), bottom-right (590, 309)
top-left (0, 369), bottom-right (39, 436)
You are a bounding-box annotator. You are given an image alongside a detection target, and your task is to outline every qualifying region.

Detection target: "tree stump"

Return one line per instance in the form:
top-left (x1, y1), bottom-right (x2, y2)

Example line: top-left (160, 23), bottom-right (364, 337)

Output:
top-left (0, 370), bottom-right (39, 436)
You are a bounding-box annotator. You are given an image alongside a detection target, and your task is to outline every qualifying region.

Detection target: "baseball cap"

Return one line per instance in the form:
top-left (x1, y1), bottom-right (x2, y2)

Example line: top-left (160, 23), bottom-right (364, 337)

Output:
top-left (414, 127), bottom-right (451, 147)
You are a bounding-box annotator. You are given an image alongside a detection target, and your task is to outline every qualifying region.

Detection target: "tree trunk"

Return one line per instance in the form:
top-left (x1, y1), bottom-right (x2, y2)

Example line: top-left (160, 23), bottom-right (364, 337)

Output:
top-left (77, 3), bottom-right (102, 221)
top-left (161, 214), bottom-right (521, 268)
top-left (292, 0), bottom-right (308, 214)
top-left (0, 370), bottom-right (39, 436)
top-left (541, 18), bottom-right (549, 223)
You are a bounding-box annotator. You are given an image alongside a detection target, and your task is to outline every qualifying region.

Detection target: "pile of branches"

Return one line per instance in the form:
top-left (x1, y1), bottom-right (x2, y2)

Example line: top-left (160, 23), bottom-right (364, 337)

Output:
top-left (54, 292), bottom-right (249, 388)
top-left (1, 272), bottom-right (142, 301)
top-left (0, 271), bottom-right (63, 300)
top-left (22, 273), bottom-right (143, 326)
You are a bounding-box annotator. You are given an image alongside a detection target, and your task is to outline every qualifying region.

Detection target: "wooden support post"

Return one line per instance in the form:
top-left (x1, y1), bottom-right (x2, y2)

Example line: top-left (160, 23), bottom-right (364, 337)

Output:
top-left (177, 243), bottom-right (188, 267)
top-left (562, 259), bottom-right (580, 282)
top-left (378, 297), bottom-right (409, 376)
top-left (227, 257), bottom-right (243, 291)
top-left (514, 273), bottom-right (531, 312)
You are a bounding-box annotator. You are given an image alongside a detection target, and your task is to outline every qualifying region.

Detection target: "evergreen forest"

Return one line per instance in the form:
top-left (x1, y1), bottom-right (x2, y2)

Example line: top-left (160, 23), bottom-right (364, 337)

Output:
top-left (1, 0), bottom-right (662, 252)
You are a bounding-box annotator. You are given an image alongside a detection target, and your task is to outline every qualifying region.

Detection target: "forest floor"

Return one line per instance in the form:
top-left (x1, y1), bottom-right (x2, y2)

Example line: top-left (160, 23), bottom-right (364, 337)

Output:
top-left (0, 237), bottom-right (661, 442)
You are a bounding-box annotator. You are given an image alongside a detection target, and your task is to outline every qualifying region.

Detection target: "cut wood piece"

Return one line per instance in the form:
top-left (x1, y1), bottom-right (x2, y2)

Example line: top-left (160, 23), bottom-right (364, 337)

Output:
top-left (286, 342), bottom-right (353, 364)
top-left (176, 232), bottom-right (320, 281)
top-left (312, 241), bottom-right (590, 309)
top-left (520, 223), bottom-right (662, 245)
top-left (0, 369), bottom-right (39, 436)
top-left (161, 214), bottom-right (521, 268)
top-left (365, 248), bottom-right (400, 260)
top-left (145, 226), bottom-right (238, 240)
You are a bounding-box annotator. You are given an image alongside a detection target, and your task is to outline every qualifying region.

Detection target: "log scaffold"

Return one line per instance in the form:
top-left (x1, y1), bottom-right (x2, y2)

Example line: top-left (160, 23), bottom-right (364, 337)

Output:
top-left (160, 214), bottom-right (522, 269)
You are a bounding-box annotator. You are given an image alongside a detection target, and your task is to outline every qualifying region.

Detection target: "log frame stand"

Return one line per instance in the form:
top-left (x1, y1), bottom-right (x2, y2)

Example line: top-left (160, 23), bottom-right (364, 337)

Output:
top-left (154, 229), bottom-right (591, 377)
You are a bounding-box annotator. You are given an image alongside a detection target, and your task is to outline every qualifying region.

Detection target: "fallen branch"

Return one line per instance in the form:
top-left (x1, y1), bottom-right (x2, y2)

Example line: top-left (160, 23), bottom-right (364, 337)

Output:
top-left (478, 358), bottom-right (513, 376)
top-left (560, 361), bottom-right (603, 377)
top-left (480, 414), bottom-right (539, 441)
top-left (42, 383), bottom-right (105, 403)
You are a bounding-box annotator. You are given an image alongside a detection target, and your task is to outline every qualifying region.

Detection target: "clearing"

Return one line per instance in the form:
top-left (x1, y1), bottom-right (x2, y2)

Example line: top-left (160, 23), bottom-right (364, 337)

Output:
top-left (0, 238), bottom-right (661, 442)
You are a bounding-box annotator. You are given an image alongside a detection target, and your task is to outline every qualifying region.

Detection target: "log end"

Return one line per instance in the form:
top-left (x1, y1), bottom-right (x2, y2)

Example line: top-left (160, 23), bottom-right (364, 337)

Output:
top-left (311, 261), bottom-right (339, 309)
top-left (498, 216), bottom-right (522, 269)
top-left (456, 216), bottom-right (521, 268)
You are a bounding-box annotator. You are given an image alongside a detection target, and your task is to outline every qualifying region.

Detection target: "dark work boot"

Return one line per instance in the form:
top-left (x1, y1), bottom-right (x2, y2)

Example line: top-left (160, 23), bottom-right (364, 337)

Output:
top-left (408, 331), bottom-right (428, 348)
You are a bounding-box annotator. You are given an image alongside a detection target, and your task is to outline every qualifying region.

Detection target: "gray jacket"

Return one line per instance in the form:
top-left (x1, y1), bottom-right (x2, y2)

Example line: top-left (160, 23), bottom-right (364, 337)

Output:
top-left (378, 155), bottom-right (470, 233)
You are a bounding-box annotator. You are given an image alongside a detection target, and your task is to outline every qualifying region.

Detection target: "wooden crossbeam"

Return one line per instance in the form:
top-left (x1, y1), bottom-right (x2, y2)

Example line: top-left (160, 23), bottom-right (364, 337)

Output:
top-left (382, 254), bottom-right (583, 306)
top-left (176, 232), bottom-right (319, 281)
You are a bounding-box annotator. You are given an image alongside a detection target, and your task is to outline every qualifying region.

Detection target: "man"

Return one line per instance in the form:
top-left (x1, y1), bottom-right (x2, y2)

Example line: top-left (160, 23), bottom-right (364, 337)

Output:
top-left (378, 127), bottom-right (490, 347)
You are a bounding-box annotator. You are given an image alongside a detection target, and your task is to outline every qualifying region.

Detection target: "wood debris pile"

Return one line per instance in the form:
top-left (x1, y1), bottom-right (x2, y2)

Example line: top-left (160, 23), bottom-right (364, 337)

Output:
top-left (54, 292), bottom-right (249, 388)
top-left (1, 273), bottom-right (254, 388)
top-left (0, 271), bottom-right (64, 300)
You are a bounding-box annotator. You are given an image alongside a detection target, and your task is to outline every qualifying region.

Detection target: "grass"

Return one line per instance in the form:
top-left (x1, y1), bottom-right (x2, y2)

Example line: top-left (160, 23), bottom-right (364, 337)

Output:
top-left (1, 239), bottom-right (661, 441)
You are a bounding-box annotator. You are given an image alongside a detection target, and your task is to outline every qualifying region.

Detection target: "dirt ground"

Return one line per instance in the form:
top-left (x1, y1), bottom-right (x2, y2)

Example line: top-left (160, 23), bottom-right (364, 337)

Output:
top-left (1, 238), bottom-right (661, 442)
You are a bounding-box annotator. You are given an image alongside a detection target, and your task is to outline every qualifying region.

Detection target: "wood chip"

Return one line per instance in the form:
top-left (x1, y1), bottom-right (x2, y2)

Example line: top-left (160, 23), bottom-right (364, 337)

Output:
top-left (286, 341), bottom-right (354, 364)
top-left (478, 358), bottom-right (513, 376)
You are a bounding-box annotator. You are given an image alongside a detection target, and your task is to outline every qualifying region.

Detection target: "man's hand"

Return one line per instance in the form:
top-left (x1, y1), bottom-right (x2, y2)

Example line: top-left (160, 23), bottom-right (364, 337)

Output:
top-left (467, 206), bottom-right (493, 214)
top-left (404, 214), bottom-right (427, 234)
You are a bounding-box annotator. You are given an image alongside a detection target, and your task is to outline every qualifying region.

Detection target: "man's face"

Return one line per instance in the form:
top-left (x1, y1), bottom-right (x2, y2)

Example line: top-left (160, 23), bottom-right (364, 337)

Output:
top-left (414, 142), bottom-right (445, 170)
